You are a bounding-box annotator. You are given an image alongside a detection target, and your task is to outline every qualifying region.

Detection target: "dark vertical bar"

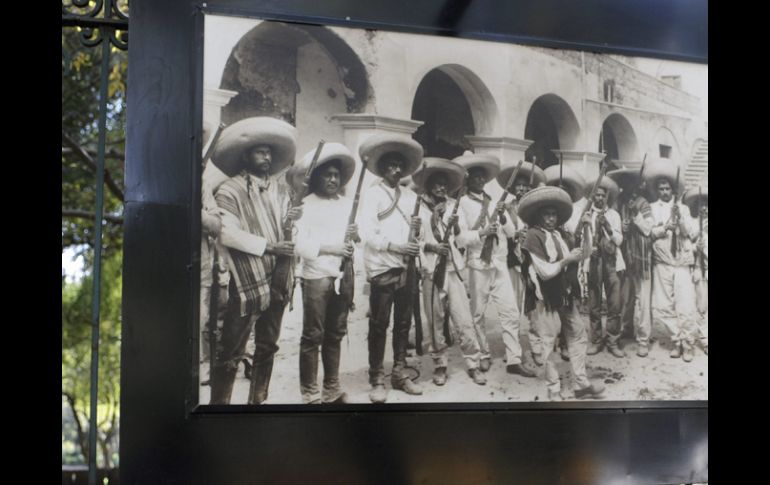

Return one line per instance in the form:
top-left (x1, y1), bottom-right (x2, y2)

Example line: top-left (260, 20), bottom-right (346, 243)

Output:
top-left (88, 7), bottom-right (113, 484)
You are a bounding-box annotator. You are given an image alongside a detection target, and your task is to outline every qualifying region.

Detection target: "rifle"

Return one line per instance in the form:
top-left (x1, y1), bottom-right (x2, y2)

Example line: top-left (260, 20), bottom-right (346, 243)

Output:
top-left (202, 122), bottom-right (226, 373)
top-left (338, 161), bottom-right (368, 310)
top-left (480, 160), bottom-right (524, 264)
top-left (202, 122), bottom-right (226, 169)
top-left (698, 186), bottom-right (706, 278)
top-left (670, 166), bottom-right (681, 257)
top-left (576, 160), bottom-right (609, 305)
top-left (433, 175), bottom-right (467, 290)
top-left (405, 162), bottom-right (427, 355)
top-left (271, 140), bottom-right (325, 306)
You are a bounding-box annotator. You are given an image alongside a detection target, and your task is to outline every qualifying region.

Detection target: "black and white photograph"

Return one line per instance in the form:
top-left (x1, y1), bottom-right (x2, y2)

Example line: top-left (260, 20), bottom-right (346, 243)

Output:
top-left (197, 13), bottom-right (708, 406)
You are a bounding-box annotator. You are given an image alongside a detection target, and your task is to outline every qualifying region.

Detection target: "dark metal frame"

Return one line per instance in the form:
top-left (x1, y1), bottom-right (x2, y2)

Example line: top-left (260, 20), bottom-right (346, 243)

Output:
top-left (122, 1), bottom-right (707, 483)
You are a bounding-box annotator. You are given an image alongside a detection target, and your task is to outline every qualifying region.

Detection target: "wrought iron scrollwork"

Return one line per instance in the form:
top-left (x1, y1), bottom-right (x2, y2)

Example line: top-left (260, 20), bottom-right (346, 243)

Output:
top-left (62, 0), bottom-right (129, 50)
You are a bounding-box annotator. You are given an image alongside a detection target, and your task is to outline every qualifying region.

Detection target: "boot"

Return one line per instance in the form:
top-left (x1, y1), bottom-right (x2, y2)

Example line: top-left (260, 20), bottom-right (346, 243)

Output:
top-left (209, 364), bottom-right (237, 405)
top-left (248, 359), bottom-right (274, 404)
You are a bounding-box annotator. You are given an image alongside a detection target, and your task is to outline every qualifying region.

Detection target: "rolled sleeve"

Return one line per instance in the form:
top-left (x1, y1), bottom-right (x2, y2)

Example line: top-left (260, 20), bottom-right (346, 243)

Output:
top-left (530, 253), bottom-right (562, 281)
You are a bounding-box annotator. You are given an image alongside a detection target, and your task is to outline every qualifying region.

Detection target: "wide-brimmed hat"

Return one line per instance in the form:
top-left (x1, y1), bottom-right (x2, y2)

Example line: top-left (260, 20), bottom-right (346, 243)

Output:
top-left (643, 159), bottom-right (684, 199)
top-left (518, 185), bottom-right (574, 227)
top-left (452, 151), bottom-right (500, 183)
top-left (412, 157), bottom-right (466, 195)
top-left (682, 186), bottom-right (708, 217)
top-left (286, 142), bottom-right (356, 194)
top-left (585, 175), bottom-right (620, 207)
top-left (544, 164), bottom-right (585, 203)
top-left (607, 167), bottom-right (645, 192)
top-left (497, 161), bottom-right (546, 192)
top-left (212, 117), bottom-right (297, 176)
top-left (359, 134), bottom-right (423, 178)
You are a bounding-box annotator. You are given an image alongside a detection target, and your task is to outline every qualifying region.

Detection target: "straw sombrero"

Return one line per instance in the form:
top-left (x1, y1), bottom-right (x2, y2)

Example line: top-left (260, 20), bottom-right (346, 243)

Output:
top-left (544, 164), bottom-right (585, 203)
top-left (643, 159), bottom-right (685, 200)
top-left (212, 117), bottom-right (297, 176)
top-left (286, 142), bottom-right (356, 195)
top-left (607, 167), bottom-right (644, 192)
top-left (359, 134), bottom-right (423, 178)
top-left (518, 185), bottom-right (574, 227)
top-left (412, 157), bottom-right (465, 195)
top-left (682, 186), bottom-right (708, 218)
top-left (585, 175), bottom-right (620, 207)
top-left (452, 151), bottom-right (500, 183)
top-left (497, 161), bottom-right (546, 192)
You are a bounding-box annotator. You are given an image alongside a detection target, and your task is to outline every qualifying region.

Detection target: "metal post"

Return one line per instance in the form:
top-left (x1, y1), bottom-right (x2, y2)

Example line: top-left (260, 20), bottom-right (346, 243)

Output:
top-left (88, 29), bottom-right (111, 485)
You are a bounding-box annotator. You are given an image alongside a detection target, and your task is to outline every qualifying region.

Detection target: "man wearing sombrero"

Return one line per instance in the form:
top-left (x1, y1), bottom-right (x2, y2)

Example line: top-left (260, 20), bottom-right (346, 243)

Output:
top-left (412, 158), bottom-right (486, 386)
top-left (501, 162), bottom-right (546, 366)
top-left (358, 134), bottom-right (425, 403)
top-left (455, 152), bottom-right (536, 378)
top-left (682, 185), bottom-right (708, 356)
top-left (579, 175), bottom-right (627, 359)
top-left (292, 143), bottom-right (360, 404)
top-left (543, 164), bottom-right (586, 364)
top-left (608, 166), bottom-right (654, 357)
top-left (209, 117), bottom-right (301, 404)
top-left (519, 186), bottom-right (606, 400)
top-left (645, 160), bottom-right (700, 363)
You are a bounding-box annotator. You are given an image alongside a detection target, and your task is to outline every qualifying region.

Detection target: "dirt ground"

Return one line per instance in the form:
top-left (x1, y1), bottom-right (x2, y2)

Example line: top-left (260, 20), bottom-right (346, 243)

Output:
top-left (199, 264), bottom-right (707, 405)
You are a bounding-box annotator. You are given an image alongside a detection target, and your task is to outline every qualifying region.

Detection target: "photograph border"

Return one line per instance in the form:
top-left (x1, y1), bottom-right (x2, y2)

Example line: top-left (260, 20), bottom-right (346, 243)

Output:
top-left (188, 5), bottom-right (708, 415)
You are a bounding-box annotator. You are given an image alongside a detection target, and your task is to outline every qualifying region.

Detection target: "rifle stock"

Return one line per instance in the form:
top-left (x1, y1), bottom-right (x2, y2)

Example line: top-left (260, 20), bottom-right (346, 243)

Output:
top-left (272, 140), bottom-right (325, 305)
top-left (405, 163), bottom-right (426, 354)
top-left (339, 161), bottom-right (368, 310)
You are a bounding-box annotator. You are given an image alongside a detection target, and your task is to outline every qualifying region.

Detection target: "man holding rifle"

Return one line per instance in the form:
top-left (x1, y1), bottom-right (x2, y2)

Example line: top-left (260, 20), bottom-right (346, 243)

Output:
top-left (412, 158), bottom-right (486, 386)
top-left (580, 175), bottom-right (626, 358)
top-left (209, 117), bottom-right (301, 405)
top-left (359, 134), bottom-right (425, 403)
top-left (608, 164), bottom-right (654, 357)
top-left (646, 160), bottom-right (700, 363)
top-left (456, 152), bottom-right (536, 378)
top-left (292, 142), bottom-right (360, 404)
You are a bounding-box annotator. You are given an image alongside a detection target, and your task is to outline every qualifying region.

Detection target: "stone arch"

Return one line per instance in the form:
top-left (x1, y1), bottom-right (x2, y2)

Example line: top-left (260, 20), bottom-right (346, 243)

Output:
top-left (599, 113), bottom-right (640, 166)
top-left (524, 94), bottom-right (581, 167)
top-left (219, 21), bottom-right (370, 149)
top-left (410, 64), bottom-right (499, 158)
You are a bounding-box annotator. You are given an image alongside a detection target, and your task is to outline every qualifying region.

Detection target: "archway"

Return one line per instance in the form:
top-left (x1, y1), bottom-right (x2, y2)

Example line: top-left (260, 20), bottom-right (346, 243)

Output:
top-left (410, 64), bottom-right (498, 158)
top-left (523, 94), bottom-right (580, 168)
top-left (598, 113), bottom-right (639, 167)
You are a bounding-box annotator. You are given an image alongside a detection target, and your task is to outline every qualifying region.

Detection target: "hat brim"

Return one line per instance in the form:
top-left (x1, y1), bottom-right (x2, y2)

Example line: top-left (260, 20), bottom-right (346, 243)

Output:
top-left (607, 168), bottom-right (642, 191)
top-left (212, 117), bottom-right (297, 176)
top-left (497, 162), bottom-right (546, 191)
top-left (682, 188), bottom-right (708, 217)
top-left (585, 176), bottom-right (620, 207)
top-left (288, 142), bottom-right (356, 194)
top-left (359, 135), bottom-right (423, 178)
top-left (453, 154), bottom-right (501, 183)
top-left (518, 186), bottom-right (574, 227)
top-left (544, 165), bottom-right (585, 202)
top-left (412, 158), bottom-right (465, 195)
top-left (643, 161), bottom-right (685, 200)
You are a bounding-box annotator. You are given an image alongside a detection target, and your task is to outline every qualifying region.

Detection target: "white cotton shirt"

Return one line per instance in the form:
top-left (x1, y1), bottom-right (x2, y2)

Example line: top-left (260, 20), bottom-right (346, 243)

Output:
top-left (359, 181), bottom-right (423, 279)
top-left (649, 198), bottom-right (700, 266)
top-left (457, 193), bottom-right (518, 271)
top-left (294, 193), bottom-right (355, 280)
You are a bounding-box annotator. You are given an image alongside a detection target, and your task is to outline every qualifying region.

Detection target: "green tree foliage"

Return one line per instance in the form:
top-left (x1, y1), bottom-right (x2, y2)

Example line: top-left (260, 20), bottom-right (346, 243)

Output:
top-left (62, 1), bottom-right (128, 467)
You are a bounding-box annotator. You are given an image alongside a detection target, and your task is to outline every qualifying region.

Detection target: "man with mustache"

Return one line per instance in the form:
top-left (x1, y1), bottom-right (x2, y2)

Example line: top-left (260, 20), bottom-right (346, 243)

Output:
top-left (358, 134), bottom-right (425, 403)
top-left (292, 143), bottom-right (360, 404)
top-left (209, 117), bottom-right (301, 405)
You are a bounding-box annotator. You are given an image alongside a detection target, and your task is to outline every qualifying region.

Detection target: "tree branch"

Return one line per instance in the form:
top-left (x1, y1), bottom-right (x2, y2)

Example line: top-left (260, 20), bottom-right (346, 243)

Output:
top-left (62, 132), bottom-right (125, 202)
top-left (62, 147), bottom-right (125, 161)
top-left (63, 209), bottom-right (124, 225)
top-left (62, 392), bottom-right (89, 463)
